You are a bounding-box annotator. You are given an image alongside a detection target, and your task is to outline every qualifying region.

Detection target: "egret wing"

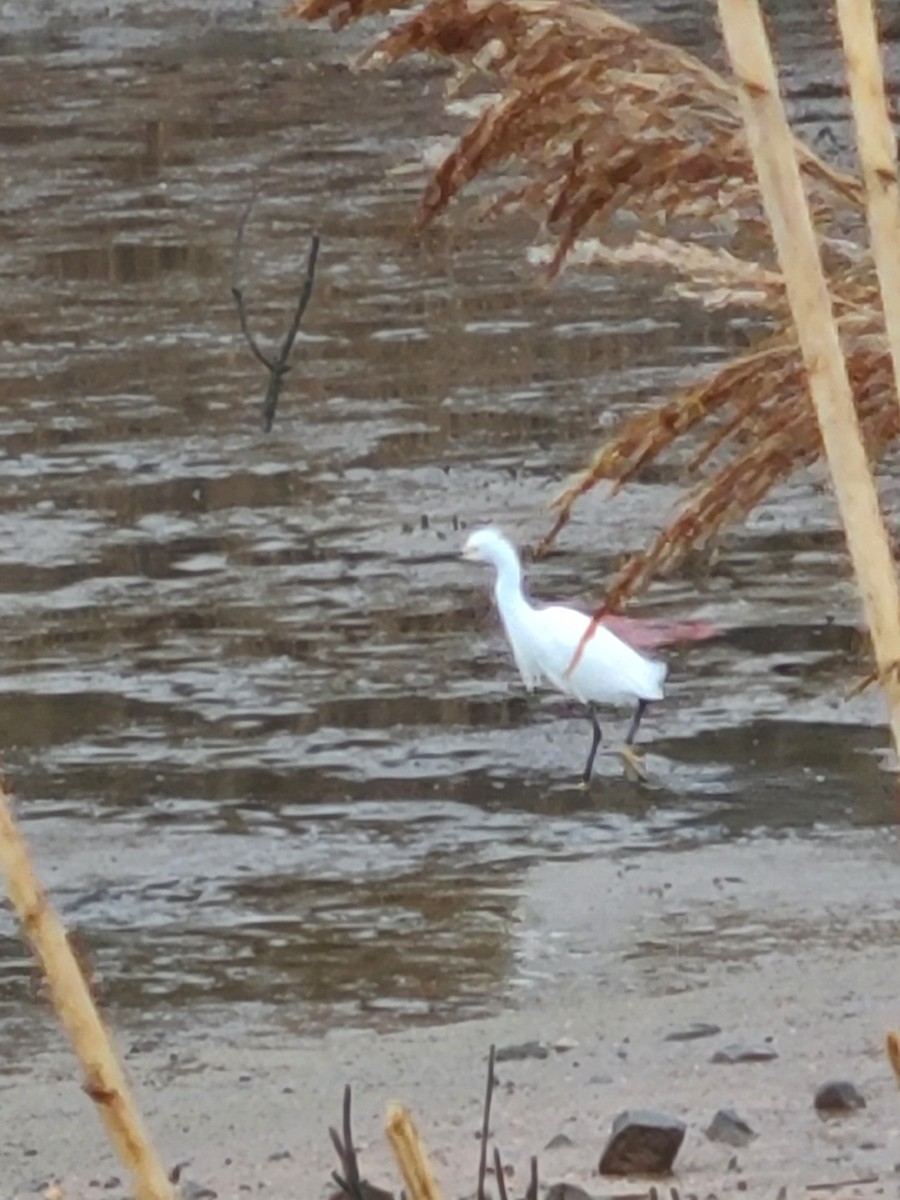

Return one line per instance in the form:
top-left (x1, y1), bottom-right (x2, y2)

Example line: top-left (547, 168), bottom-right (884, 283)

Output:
top-left (531, 604), bottom-right (666, 704)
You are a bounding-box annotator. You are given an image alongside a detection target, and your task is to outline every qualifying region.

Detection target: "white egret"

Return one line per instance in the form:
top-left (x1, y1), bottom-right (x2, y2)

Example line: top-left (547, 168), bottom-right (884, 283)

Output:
top-left (462, 526), bottom-right (666, 783)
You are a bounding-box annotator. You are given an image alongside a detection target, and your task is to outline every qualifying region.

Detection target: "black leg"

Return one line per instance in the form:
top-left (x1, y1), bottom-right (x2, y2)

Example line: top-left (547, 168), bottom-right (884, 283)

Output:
top-left (582, 708), bottom-right (603, 784)
top-left (624, 698), bottom-right (649, 746)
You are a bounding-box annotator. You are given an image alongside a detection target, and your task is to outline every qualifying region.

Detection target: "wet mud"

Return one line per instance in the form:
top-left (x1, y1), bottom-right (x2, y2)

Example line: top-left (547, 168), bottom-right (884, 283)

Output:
top-left (1, 0), bottom-right (900, 1194)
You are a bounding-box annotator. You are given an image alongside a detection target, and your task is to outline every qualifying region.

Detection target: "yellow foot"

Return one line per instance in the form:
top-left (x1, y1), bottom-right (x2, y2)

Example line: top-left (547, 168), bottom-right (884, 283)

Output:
top-left (619, 745), bottom-right (649, 782)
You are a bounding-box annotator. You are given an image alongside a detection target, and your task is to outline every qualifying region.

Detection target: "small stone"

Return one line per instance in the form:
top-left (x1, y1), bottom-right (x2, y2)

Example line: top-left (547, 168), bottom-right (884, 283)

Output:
top-left (814, 1080), bottom-right (866, 1114)
top-left (545, 1133), bottom-right (575, 1150)
top-left (665, 1022), bottom-right (721, 1042)
top-left (267, 1150), bottom-right (292, 1162)
top-left (495, 1041), bottom-right (549, 1062)
top-left (711, 1043), bottom-right (778, 1064)
top-left (706, 1108), bottom-right (758, 1148)
top-left (598, 1109), bottom-right (686, 1176)
top-left (554, 1037), bottom-right (579, 1053)
top-left (545, 1185), bottom-right (594, 1200)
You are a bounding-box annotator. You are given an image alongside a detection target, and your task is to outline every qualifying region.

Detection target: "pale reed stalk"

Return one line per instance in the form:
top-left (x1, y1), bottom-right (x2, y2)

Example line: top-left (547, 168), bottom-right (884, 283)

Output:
top-left (715, 0), bottom-right (900, 758)
top-left (834, 0), bottom-right (900, 422)
top-left (0, 779), bottom-right (174, 1200)
top-left (385, 1103), bottom-right (445, 1200)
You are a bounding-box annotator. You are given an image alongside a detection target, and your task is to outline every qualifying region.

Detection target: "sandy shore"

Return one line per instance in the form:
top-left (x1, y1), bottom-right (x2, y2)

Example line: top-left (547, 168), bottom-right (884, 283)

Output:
top-left (6, 829), bottom-right (900, 1199)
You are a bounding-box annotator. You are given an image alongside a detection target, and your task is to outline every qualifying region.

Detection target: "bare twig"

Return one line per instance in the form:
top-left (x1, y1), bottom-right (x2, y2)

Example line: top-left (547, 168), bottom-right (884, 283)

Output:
top-left (330, 1084), bottom-right (366, 1200)
top-left (477, 1044), bottom-right (497, 1200)
top-left (525, 1156), bottom-right (538, 1200)
top-left (231, 189), bottom-right (273, 372)
top-left (492, 1147), bottom-right (509, 1200)
top-left (231, 191), bottom-right (320, 432)
top-left (0, 776), bottom-right (174, 1200)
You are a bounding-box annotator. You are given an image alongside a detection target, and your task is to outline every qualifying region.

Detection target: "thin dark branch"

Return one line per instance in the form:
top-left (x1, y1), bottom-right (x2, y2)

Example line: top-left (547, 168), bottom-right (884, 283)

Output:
top-left (278, 234), bottom-right (320, 370)
top-left (230, 189), bottom-right (321, 432)
top-left (477, 1044), bottom-right (496, 1200)
top-left (329, 1084), bottom-right (366, 1200)
top-left (231, 189), bottom-right (274, 373)
top-left (493, 1147), bottom-right (509, 1200)
top-left (260, 233), bottom-right (320, 433)
top-left (525, 1156), bottom-right (538, 1200)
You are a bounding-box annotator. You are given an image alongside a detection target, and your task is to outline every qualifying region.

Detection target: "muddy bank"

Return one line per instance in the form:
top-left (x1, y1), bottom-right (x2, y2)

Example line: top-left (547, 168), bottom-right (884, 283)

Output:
top-left (7, 830), bottom-right (900, 1197)
top-left (2, 0), bottom-right (899, 1054)
top-left (3, 1), bottom-right (900, 1195)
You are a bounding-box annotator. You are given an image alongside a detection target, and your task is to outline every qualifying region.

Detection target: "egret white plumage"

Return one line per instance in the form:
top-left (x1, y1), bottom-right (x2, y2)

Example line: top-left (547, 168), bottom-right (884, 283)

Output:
top-left (462, 526), bottom-right (666, 783)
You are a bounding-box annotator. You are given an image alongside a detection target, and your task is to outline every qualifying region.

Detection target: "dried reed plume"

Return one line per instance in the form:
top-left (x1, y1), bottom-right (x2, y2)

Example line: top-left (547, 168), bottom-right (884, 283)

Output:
top-left (287, 0), bottom-right (895, 602)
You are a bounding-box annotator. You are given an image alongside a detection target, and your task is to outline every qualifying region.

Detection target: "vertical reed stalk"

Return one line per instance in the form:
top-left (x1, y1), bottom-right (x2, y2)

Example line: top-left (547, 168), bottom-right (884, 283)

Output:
top-left (0, 779), bottom-right (174, 1200)
top-left (834, 0), bottom-right (900, 417)
top-left (715, 0), bottom-right (900, 757)
top-left (385, 1103), bottom-right (445, 1200)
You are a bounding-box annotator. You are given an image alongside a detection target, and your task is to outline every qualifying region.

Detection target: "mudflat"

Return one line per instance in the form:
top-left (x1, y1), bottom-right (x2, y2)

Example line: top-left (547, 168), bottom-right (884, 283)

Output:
top-left (7, 829), bottom-right (900, 1199)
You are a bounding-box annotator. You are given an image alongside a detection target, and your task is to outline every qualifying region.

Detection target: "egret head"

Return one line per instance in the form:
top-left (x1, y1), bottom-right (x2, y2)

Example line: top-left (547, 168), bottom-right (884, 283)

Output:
top-left (462, 526), bottom-right (508, 562)
top-left (461, 528), bottom-right (523, 588)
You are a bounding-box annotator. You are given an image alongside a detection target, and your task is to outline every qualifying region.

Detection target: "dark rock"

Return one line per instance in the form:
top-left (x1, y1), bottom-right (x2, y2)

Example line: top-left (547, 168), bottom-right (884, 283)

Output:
top-left (268, 1150), bottom-right (292, 1162)
top-left (598, 1109), bottom-right (686, 1176)
top-left (545, 1184), bottom-right (595, 1200)
top-left (495, 1040), bottom-right (549, 1062)
top-left (545, 1133), bottom-right (575, 1150)
top-left (814, 1080), bottom-right (866, 1114)
top-left (665, 1022), bottom-right (722, 1042)
top-left (706, 1108), bottom-right (758, 1148)
top-left (711, 1042), bottom-right (778, 1064)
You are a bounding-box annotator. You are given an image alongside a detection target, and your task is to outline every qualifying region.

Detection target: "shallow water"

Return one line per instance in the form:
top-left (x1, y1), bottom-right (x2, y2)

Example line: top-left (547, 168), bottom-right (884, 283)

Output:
top-left (0, 0), bottom-right (898, 1052)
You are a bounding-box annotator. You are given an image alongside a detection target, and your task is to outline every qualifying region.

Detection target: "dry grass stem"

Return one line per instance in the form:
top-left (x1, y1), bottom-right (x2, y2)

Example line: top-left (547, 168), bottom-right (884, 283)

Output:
top-left (709, 0), bottom-right (900, 755)
top-left (385, 1103), bottom-right (445, 1200)
top-left (0, 778), bottom-right (174, 1200)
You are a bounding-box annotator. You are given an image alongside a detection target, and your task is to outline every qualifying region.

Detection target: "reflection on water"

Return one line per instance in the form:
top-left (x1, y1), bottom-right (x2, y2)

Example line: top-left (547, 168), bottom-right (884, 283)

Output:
top-left (0, 1), bottom-right (896, 1050)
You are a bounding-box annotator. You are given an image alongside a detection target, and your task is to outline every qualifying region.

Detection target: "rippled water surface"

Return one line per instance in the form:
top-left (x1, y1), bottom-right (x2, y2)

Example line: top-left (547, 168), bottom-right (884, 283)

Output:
top-left (0, 0), bottom-right (898, 1050)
